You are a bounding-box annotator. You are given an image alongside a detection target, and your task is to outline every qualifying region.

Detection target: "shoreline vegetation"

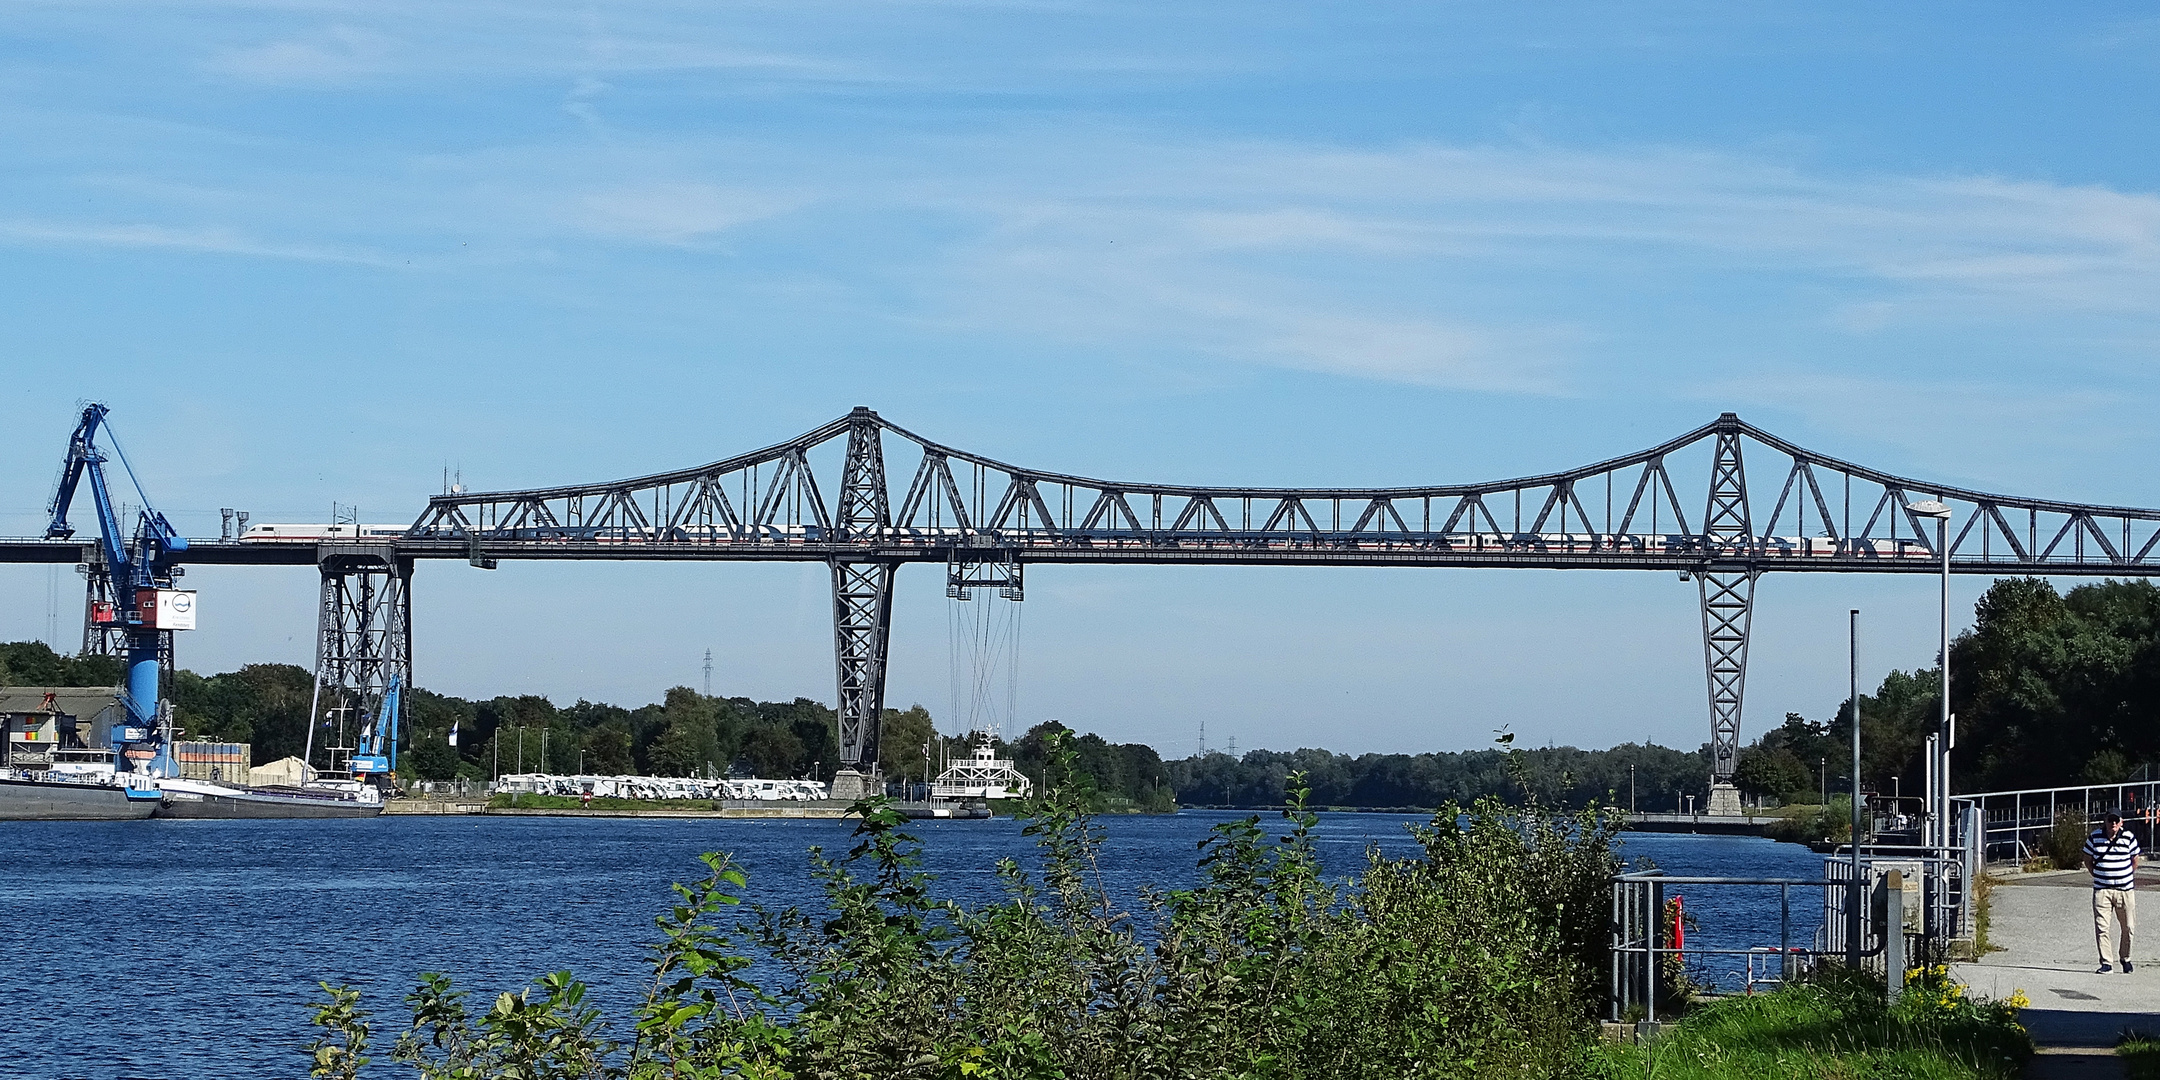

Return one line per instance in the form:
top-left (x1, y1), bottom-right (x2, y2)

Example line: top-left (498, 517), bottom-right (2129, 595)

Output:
top-left (18, 575), bottom-right (2160, 824)
top-left (304, 735), bottom-right (2030, 1080)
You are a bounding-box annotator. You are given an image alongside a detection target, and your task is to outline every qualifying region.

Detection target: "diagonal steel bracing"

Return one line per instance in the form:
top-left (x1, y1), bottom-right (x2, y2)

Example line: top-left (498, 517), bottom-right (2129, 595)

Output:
top-left (1699, 417), bottom-right (1755, 788)
top-left (366, 405), bottom-right (2160, 794)
top-left (308, 544), bottom-right (412, 776)
top-left (1699, 569), bottom-right (1755, 785)
top-left (830, 560), bottom-right (896, 771)
top-left (831, 411), bottom-right (897, 774)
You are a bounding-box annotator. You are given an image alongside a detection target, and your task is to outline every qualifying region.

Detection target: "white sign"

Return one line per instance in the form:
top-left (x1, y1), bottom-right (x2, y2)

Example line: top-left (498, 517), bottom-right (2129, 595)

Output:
top-left (152, 589), bottom-right (198, 631)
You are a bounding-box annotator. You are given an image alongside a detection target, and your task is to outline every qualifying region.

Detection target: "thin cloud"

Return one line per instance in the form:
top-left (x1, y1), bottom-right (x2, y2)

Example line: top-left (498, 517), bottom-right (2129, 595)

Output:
top-left (207, 25), bottom-right (400, 85)
top-left (574, 183), bottom-right (804, 244)
top-left (0, 219), bottom-right (396, 266)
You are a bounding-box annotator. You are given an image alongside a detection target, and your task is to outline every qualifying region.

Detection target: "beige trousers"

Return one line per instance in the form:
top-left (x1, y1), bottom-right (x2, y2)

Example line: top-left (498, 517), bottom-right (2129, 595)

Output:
top-left (2095, 888), bottom-right (2136, 964)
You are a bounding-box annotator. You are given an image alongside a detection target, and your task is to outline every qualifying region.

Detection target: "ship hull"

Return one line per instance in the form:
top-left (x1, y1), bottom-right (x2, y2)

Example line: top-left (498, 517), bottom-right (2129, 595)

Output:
top-left (0, 777), bottom-right (159, 820)
top-left (155, 783), bottom-right (383, 819)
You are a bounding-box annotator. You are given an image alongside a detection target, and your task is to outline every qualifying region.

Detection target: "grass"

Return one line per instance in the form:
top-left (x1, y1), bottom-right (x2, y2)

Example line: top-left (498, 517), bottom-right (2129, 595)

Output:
top-left (2122, 1037), bottom-right (2160, 1080)
top-left (1955, 871), bottom-right (2005, 960)
top-left (486, 793), bottom-right (716, 811)
top-left (1588, 972), bottom-right (2031, 1080)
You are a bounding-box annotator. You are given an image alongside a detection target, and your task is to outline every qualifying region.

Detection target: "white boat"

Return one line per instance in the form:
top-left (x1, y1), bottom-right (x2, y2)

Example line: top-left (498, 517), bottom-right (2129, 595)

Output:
top-left (154, 775), bottom-right (384, 819)
top-left (931, 735), bottom-right (1033, 800)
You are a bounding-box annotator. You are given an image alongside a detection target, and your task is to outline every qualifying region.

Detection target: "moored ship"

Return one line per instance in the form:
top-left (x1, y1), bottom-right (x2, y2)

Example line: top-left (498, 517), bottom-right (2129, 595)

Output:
top-left (0, 768), bottom-right (162, 820)
top-left (1, 687), bottom-right (163, 820)
top-left (154, 776), bottom-right (383, 818)
top-left (152, 676), bottom-right (405, 819)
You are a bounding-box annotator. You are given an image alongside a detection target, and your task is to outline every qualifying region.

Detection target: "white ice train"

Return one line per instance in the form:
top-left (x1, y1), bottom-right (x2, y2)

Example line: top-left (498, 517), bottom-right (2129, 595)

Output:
top-left (239, 523), bottom-right (409, 541)
top-left (248, 519), bottom-right (1944, 563)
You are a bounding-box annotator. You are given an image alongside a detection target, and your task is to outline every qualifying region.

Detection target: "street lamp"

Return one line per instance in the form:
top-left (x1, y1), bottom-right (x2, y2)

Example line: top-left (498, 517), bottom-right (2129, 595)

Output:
top-left (1908, 497), bottom-right (1953, 851)
top-left (1848, 608), bottom-right (1863, 966)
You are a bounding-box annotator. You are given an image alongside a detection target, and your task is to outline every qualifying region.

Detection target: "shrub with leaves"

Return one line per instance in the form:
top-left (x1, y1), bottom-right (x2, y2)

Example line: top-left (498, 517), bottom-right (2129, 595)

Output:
top-left (308, 732), bottom-right (1630, 1080)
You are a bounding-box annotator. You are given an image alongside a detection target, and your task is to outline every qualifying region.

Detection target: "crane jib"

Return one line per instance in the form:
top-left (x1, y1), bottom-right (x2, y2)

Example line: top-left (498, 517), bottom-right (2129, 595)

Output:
top-left (43, 403), bottom-right (195, 778)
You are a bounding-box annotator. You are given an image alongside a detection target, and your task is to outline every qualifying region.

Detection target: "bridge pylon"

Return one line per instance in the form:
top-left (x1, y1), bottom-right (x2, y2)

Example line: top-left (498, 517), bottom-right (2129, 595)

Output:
top-left (828, 408), bottom-right (894, 801)
top-left (307, 543), bottom-right (412, 778)
top-left (1700, 415), bottom-right (1753, 815)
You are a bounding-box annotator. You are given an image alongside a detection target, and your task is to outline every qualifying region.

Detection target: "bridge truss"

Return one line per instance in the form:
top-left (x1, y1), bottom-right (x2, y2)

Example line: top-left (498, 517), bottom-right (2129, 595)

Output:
top-left (388, 407), bottom-right (2160, 791)
top-left (10, 406), bottom-right (2160, 794)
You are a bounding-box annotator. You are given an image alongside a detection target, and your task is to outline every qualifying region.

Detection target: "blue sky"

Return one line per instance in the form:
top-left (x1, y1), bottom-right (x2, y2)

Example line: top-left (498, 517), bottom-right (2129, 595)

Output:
top-left (2, 3), bottom-right (2156, 757)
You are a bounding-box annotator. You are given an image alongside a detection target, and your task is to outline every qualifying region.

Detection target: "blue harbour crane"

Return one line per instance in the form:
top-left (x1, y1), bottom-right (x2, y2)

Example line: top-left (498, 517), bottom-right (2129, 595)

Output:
top-left (44, 403), bottom-right (193, 777)
top-left (346, 674), bottom-right (402, 785)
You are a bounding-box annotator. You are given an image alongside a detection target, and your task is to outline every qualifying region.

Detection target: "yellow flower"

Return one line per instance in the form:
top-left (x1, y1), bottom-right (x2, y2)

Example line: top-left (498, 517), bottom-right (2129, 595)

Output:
top-left (2007, 989), bottom-right (2030, 1010)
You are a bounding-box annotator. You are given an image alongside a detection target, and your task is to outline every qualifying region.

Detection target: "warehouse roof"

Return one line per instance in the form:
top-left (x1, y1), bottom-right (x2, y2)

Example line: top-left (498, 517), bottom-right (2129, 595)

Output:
top-left (0, 686), bottom-right (126, 721)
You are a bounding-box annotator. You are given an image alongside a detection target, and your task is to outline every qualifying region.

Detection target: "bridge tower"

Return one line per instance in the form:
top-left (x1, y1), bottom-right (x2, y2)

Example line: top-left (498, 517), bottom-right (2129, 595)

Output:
top-left (1699, 413), bottom-right (1754, 815)
top-left (307, 542), bottom-right (413, 777)
top-left (828, 408), bottom-right (896, 802)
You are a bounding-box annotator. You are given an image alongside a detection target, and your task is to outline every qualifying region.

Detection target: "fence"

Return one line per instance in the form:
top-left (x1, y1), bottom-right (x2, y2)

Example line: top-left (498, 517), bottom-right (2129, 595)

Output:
top-left (1612, 847), bottom-right (1972, 1020)
top-left (408, 778), bottom-right (488, 798)
top-left (1611, 872), bottom-right (1830, 1022)
top-left (1964, 781), bottom-right (2160, 864)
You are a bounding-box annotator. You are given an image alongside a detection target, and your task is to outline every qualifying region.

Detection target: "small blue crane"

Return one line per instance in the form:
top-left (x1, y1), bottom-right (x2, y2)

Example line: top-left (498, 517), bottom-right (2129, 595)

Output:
top-left (347, 674), bottom-right (402, 786)
top-left (46, 403), bottom-right (190, 777)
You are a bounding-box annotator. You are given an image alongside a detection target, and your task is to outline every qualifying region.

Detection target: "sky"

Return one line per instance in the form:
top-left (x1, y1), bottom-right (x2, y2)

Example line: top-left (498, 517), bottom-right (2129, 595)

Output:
top-left (2, 2), bottom-right (2157, 759)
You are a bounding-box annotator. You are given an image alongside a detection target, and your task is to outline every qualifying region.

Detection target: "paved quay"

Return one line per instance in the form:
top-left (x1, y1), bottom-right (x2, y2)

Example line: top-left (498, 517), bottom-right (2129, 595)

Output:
top-left (1954, 867), bottom-right (2160, 1078)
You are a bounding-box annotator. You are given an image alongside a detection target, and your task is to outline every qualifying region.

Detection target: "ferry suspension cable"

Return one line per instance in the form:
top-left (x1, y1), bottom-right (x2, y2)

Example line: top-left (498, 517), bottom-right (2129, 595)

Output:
top-left (947, 580), bottom-right (1022, 743)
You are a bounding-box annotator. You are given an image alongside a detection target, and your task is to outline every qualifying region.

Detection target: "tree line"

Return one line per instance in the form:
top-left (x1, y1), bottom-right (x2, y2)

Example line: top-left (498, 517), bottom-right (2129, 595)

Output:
top-left (9, 575), bottom-right (2156, 809)
top-left (1736, 577), bottom-right (2160, 806)
top-left (0, 639), bottom-right (1169, 807)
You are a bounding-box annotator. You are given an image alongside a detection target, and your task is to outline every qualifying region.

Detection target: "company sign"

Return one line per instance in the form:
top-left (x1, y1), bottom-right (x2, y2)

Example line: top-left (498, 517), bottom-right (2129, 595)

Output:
top-left (136, 589), bottom-right (198, 630)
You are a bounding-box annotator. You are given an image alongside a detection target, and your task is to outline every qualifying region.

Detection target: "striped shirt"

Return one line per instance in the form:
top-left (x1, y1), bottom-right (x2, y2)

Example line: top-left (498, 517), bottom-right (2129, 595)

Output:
top-left (2084, 828), bottom-right (2142, 890)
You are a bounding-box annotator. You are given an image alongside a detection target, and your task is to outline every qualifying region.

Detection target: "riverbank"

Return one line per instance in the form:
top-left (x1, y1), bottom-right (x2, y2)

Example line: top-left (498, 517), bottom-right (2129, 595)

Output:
top-left (383, 797), bottom-right (991, 819)
top-left (384, 797), bottom-right (854, 818)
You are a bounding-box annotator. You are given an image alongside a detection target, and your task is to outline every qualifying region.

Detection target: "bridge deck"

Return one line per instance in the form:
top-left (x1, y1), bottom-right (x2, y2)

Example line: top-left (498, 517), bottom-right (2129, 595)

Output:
top-left (11, 535), bottom-right (2160, 573)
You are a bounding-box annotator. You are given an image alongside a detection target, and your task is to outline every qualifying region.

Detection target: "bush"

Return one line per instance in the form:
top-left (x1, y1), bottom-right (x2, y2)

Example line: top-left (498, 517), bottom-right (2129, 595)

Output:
top-left (308, 732), bottom-right (1628, 1079)
top-left (2038, 809), bottom-right (2089, 869)
top-left (1762, 797), bottom-right (1853, 846)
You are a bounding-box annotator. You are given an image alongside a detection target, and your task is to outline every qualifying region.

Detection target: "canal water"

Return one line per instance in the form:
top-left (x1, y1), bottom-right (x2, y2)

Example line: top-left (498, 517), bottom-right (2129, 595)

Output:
top-left (0, 813), bottom-right (1821, 1078)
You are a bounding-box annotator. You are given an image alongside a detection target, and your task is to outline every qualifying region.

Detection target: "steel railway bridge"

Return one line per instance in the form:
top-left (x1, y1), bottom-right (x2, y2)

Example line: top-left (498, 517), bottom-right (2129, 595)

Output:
top-left (8, 408), bottom-right (2160, 798)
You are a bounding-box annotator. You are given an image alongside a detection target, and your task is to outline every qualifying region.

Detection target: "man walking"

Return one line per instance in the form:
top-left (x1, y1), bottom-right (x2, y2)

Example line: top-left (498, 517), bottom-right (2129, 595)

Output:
top-left (2083, 811), bottom-right (2142, 973)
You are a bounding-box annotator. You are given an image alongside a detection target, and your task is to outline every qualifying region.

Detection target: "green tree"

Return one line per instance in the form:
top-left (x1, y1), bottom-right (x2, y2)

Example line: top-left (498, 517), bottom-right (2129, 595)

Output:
top-left (877, 704), bottom-right (937, 781)
top-left (404, 735), bottom-right (460, 781)
top-left (649, 687), bottom-right (721, 776)
top-left (0, 641), bottom-right (123, 688)
top-left (739, 724), bottom-right (804, 779)
top-left (584, 725), bottom-right (633, 774)
top-left (1733, 745), bottom-right (1811, 804)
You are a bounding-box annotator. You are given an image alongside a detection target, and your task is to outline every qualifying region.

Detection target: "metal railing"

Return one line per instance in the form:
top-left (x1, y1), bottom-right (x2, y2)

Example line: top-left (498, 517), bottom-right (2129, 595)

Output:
top-left (1963, 781), bottom-right (2160, 864)
top-left (1613, 844), bottom-right (1974, 1020)
top-left (1611, 872), bottom-right (1833, 1022)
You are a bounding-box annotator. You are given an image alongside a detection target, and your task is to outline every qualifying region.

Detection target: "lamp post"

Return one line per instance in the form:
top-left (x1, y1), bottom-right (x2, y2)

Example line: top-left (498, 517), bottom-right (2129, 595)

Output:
top-left (1908, 498), bottom-right (1953, 851)
top-left (1848, 608), bottom-right (1863, 967)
